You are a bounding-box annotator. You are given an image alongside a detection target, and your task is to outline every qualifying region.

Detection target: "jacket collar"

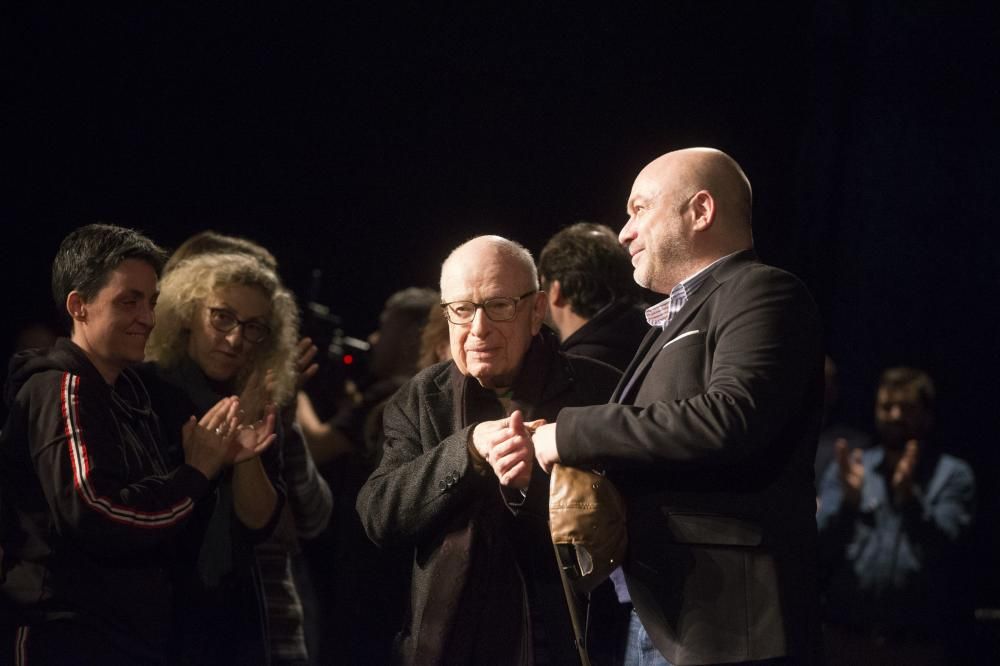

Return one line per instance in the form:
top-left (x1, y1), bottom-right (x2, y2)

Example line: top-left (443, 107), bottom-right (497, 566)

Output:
top-left (613, 250), bottom-right (757, 403)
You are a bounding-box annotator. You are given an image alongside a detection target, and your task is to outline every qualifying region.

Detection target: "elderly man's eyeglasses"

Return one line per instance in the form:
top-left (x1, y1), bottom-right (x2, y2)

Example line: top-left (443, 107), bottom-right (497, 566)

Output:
top-left (440, 291), bottom-right (537, 325)
top-left (208, 307), bottom-right (271, 343)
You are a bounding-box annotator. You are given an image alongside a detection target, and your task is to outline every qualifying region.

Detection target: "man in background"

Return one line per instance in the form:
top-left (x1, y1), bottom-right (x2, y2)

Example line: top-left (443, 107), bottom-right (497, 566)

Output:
top-left (538, 221), bottom-right (648, 371)
top-left (817, 366), bottom-right (975, 664)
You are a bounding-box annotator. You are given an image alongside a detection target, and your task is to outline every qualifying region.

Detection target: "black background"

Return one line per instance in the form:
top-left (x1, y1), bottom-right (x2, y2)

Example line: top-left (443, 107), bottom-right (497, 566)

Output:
top-left (5, 0), bottom-right (1000, 607)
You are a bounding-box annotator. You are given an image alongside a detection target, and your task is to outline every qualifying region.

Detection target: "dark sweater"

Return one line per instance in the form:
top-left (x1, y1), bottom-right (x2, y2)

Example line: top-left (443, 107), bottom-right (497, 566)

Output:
top-left (560, 299), bottom-right (649, 371)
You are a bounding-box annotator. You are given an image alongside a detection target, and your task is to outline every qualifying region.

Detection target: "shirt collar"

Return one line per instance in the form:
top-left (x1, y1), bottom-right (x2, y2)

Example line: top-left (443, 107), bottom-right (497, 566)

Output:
top-left (644, 251), bottom-right (743, 328)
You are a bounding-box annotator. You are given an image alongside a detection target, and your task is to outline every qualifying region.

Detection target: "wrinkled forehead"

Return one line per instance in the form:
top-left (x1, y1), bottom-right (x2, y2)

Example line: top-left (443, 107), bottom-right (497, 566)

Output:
top-left (441, 251), bottom-right (533, 300)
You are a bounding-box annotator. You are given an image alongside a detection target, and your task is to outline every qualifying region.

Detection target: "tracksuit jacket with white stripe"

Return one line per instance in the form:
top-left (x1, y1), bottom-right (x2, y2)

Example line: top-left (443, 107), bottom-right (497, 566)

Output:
top-left (0, 338), bottom-right (211, 662)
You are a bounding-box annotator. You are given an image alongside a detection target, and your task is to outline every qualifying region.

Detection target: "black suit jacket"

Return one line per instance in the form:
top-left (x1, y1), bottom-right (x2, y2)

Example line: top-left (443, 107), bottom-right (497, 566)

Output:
top-left (557, 251), bottom-right (825, 665)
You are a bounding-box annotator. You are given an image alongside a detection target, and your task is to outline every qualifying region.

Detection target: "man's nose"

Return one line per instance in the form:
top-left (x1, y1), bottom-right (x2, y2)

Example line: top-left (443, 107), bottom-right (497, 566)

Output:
top-left (619, 217), bottom-right (636, 246)
top-left (469, 307), bottom-right (492, 336)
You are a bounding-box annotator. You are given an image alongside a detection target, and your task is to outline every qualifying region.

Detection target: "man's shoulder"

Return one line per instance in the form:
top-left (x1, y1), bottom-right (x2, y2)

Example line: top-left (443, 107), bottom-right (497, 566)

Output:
top-left (716, 255), bottom-right (806, 288)
top-left (380, 363), bottom-right (457, 435)
top-left (935, 451), bottom-right (976, 481)
top-left (710, 258), bottom-right (819, 324)
top-left (563, 301), bottom-right (649, 371)
top-left (393, 362), bottom-right (455, 404)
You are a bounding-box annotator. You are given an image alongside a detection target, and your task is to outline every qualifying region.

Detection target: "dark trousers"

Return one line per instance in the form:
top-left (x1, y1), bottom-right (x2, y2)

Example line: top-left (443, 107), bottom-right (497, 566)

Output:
top-left (2, 619), bottom-right (165, 666)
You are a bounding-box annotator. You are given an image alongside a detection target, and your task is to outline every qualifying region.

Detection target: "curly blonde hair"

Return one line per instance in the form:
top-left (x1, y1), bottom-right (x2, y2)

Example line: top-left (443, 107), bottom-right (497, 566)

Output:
top-left (146, 252), bottom-right (300, 405)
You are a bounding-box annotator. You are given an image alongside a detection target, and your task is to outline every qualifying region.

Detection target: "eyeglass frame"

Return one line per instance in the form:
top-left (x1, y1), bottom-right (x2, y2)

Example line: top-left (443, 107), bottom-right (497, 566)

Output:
top-left (207, 307), bottom-right (271, 343)
top-left (440, 290), bottom-right (538, 325)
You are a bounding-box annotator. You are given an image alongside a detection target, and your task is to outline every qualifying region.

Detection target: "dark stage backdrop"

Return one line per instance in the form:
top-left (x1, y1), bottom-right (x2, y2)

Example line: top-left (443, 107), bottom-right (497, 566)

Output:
top-left (4, 0), bottom-right (999, 611)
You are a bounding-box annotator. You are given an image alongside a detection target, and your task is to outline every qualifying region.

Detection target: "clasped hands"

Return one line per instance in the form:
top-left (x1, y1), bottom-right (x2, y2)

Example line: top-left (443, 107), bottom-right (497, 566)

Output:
top-left (472, 410), bottom-right (545, 490)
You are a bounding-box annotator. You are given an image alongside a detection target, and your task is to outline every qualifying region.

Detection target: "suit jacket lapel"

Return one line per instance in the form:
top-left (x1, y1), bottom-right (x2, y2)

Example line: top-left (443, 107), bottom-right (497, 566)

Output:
top-left (615, 251), bottom-right (758, 404)
top-left (610, 326), bottom-right (661, 403)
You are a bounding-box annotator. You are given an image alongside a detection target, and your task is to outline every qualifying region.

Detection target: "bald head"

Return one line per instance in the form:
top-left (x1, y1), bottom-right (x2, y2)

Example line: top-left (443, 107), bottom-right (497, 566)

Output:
top-left (639, 147), bottom-right (752, 230)
top-left (621, 148), bottom-right (754, 294)
top-left (440, 235), bottom-right (539, 295)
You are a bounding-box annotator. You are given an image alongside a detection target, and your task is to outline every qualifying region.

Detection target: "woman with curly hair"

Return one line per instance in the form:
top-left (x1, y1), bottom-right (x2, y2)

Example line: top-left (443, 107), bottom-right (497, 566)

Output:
top-left (142, 251), bottom-right (298, 665)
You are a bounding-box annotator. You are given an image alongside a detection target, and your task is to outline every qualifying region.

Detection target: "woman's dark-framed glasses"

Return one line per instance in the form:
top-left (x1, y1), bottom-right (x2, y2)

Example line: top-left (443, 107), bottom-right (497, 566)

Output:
top-left (208, 307), bottom-right (271, 343)
top-left (440, 290), bottom-right (537, 325)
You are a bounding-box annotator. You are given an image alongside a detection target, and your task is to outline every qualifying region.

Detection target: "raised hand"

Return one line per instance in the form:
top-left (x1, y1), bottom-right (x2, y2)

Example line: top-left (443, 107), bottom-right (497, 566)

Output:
top-left (294, 337), bottom-right (320, 391)
top-left (239, 370), bottom-right (272, 424)
top-left (834, 438), bottom-right (864, 508)
top-left (182, 396), bottom-right (241, 479)
top-left (892, 439), bottom-right (920, 506)
top-left (230, 403), bottom-right (278, 464)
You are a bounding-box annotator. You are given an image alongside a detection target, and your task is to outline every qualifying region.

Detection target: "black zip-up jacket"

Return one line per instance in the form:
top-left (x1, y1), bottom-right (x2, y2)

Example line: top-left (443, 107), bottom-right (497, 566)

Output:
top-left (0, 338), bottom-right (210, 662)
top-left (560, 299), bottom-right (650, 372)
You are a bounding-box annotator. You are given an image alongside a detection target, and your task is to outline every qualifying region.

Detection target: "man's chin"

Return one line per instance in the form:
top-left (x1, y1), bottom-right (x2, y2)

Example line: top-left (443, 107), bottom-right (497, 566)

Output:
top-left (471, 366), bottom-right (513, 391)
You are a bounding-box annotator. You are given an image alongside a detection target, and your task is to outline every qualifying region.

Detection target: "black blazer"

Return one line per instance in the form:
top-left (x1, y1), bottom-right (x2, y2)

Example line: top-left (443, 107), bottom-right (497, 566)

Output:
top-left (557, 251), bottom-right (825, 665)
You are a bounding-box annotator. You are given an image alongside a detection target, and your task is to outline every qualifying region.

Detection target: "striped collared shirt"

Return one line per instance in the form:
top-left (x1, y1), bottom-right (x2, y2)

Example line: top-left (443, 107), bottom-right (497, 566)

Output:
top-left (644, 251), bottom-right (742, 329)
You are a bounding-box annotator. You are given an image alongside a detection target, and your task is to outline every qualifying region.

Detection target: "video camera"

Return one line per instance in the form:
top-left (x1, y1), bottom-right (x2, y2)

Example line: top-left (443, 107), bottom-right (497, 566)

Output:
top-left (300, 270), bottom-right (372, 421)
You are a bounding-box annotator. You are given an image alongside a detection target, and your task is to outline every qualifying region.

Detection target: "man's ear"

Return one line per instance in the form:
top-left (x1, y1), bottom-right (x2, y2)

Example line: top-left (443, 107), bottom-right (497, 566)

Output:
top-left (689, 190), bottom-right (716, 232)
top-left (66, 291), bottom-right (86, 322)
top-left (547, 280), bottom-right (564, 307)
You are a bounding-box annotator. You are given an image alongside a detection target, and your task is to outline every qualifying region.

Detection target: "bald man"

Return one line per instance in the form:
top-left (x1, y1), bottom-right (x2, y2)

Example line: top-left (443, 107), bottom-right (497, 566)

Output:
top-left (357, 236), bottom-right (619, 665)
top-left (533, 149), bottom-right (825, 665)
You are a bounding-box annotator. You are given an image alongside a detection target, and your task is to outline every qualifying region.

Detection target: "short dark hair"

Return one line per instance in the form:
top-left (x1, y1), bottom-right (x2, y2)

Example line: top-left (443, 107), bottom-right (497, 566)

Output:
top-left (51, 224), bottom-right (167, 326)
top-left (878, 366), bottom-right (936, 411)
top-left (538, 222), bottom-right (639, 318)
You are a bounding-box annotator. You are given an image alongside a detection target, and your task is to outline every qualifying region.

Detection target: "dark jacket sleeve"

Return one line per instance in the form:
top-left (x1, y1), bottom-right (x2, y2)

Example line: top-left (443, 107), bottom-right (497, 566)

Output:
top-left (26, 370), bottom-right (209, 554)
top-left (356, 379), bottom-right (487, 548)
top-left (556, 268), bottom-right (821, 472)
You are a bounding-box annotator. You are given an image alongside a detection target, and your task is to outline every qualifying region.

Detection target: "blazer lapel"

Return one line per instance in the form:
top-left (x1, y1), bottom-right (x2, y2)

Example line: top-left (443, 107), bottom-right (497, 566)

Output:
top-left (611, 325), bottom-right (661, 403)
top-left (615, 251), bottom-right (756, 404)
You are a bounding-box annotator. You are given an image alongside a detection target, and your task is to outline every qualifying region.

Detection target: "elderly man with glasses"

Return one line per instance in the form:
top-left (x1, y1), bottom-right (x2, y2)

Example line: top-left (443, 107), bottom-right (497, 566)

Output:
top-left (357, 235), bottom-right (620, 666)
